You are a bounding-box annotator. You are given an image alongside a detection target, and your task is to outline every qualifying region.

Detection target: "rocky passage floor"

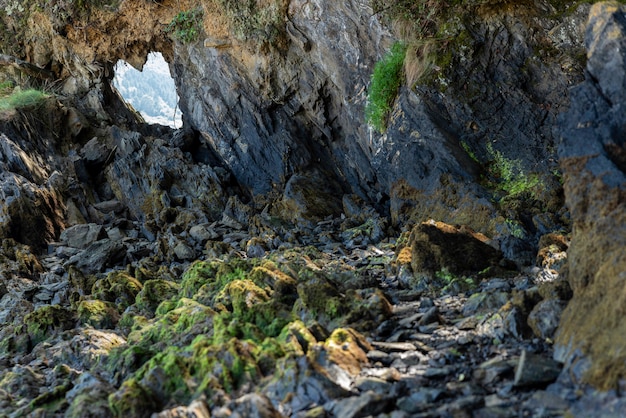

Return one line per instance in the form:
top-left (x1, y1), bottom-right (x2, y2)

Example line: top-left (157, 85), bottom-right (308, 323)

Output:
top-left (294, 246), bottom-right (567, 418)
top-left (0, 215), bottom-right (618, 418)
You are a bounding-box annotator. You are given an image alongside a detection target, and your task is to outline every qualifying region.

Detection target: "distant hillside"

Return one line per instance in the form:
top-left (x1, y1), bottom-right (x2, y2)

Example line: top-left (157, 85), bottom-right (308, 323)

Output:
top-left (113, 52), bottom-right (182, 128)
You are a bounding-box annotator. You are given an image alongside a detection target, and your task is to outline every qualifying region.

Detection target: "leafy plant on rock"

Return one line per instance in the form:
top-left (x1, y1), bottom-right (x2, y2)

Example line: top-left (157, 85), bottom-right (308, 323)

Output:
top-left (166, 8), bottom-right (203, 44)
top-left (486, 143), bottom-right (541, 200)
top-left (214, 0), bottom-right (287, 46)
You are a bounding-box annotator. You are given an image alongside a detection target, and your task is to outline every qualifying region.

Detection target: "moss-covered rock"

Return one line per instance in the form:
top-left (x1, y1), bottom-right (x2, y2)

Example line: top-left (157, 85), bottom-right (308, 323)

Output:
top-left (77, 299), bottom-right (120, 329)
top-left (108, 378), bottom-right (160, 418)
top-left (214, 279), bottom-right (293, 339)
top-left (134, 279), bottom-right (180, 316)
top-left (24, 305), bottom-right (75, 346)
top-left (295, 269), bottom-right (346, 326)
top-left (179, 260), bottom-right (221, 298)
top-left (321, 328), bottom-right (372, 375)
top-left (248, 261), bottom-right (298, 305)
top-left (343, 288), bottom-right (393, 330)
top-left (92, 271), bottom-right (143, 311)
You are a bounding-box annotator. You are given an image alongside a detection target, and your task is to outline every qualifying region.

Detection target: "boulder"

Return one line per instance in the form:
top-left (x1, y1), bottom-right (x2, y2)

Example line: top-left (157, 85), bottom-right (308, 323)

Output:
top-left (60, 223), bottom-right (107, 249)
top-left (406, 220), bottom-right (503, 277)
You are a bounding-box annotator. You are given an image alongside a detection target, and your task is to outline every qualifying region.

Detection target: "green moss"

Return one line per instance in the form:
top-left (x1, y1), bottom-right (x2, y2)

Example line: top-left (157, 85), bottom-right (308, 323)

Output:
top-left (134, 279), bottom-right (180, 315)
top-left (92, 271), bottom-right (143, 311)
top-left (342, 288), bottom-right (393, 330)
top-left (365, 41), bottom-right (407, 133)
top-left (24, 305), bottom-right (75, 346)
top-left (66, 390), bottom-right (111, 418)
top-left (486, 143), bottom-right (542, 200)
top-left (296, 269), bottom-right (346, 323)
top-left (29, 382), bottom-right (71, 413)
top-left (107, 344), bottom-right (155, 380)
top-left (329, 328), bottom-right (350, 344)
top-left (461, 141), bottom-right (480, 164)
top-left (137, 349), bottom-right (192, 402)
top-left (215, 279), bottom-right (293, 339)
top-left (77, 299), bottom-right (119, 329)
top-left (0, 88), bottom-right (48, 111)
top-left (253, 337), bottom-right (286, 374)
top-left (278, 320), bottom-right (318, 355)
top-left (435, 268), bottom-right (477, 293)
top-left (179, 260), bottom-right (220, 298)
top-left (214, 0), bottom-right (287, 46)
top-left (191, 336), bottom-right (260, 393)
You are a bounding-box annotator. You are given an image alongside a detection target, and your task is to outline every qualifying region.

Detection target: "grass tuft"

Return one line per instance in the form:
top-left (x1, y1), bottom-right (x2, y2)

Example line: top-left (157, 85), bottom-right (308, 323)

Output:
top-left (0, 88), bottom-right (48, 111)
top-left (365, 42), bottom-right (407, 133)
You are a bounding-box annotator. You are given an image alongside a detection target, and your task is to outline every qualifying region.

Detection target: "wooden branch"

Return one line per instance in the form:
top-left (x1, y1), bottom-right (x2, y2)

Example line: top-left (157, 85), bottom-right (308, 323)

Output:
top-left (0, 54), bottom-right (54, 80)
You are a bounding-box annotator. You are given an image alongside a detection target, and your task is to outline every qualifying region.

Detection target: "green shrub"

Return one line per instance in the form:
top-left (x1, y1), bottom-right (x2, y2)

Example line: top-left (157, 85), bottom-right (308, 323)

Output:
top-left (166, 8), bottom-right (203, 44)
top-left (365, 42), bottom-right (407, 132)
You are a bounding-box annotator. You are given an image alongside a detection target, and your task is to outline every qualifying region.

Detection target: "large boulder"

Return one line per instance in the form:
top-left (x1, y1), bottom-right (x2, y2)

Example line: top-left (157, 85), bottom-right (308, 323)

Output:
top-left (556, 1), bottom-right (626, 390)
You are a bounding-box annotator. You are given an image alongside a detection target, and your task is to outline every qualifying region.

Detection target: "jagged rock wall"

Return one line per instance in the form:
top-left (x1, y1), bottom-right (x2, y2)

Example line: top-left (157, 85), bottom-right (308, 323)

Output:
top-left (173, 0), bottom-right (585, 241)
top-left (556, 1), bottom-right (626, 390)
top-left (1, 0), bottom-right (586, 241)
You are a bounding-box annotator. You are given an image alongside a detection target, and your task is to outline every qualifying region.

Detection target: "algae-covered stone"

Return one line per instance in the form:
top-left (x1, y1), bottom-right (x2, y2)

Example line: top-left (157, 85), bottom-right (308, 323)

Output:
top-left (215, 279), bottom-right (293, 338)
top-left (77, 299), bottom-right (120, 329)
top-left (322, 328), bottom-right (372, 375)
top-left (278, 320), bottom-right (318, 355)
top-left (24, 304), bottom-right (75, 346)
top-left (92, 271), bottom-right (143, 311)
top-left (249, 262), bottom-right (298, 306)
top-left (135, 279), bottom-right (180, 315)
top-left (343, 288), bottom-right (393, 331)
top-left (68, 266), bottom-right (98, 299)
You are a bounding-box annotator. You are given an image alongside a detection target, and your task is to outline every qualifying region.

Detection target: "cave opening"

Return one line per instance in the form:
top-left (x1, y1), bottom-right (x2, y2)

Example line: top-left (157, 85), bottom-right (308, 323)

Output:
top-left (112, 52), bottom-right (183, 129)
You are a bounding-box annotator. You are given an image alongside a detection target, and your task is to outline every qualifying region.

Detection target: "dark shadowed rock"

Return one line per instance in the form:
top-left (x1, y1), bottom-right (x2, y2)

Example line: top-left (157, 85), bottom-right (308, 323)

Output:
top-left (527, 299), bottom-right (565, 340)
top-left (514, 350), bottom-right (562, 388)
top-left (67, 239), bottom-right (126, 274)
top-left (406, 220), bottom-right (503, 277)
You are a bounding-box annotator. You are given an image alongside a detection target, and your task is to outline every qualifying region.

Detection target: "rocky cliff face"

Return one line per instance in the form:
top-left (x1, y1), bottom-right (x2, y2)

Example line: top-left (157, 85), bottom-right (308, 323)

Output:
top-left (0, 0), bottom-right (625, 416)
top-left (556, 1), bottom-right (626, 391)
